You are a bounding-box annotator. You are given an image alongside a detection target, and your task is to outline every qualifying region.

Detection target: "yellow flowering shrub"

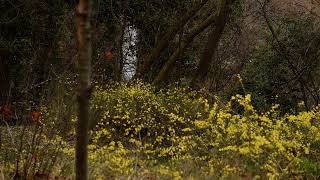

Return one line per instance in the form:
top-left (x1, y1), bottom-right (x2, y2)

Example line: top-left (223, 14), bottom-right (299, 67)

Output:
top-left (91, 82), bottom-right (208, 150)
top-left (0, 125), bottom-right (73, 178)
top-left (189, 94), bottom-right (320, 179)
top-left (88, 83), bottom-right (320, 179)
top-left (1, 83), bottom-right (319, 179)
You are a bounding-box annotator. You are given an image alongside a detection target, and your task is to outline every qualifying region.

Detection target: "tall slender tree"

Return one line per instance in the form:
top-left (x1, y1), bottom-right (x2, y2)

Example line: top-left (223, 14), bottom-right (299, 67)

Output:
top-left (76, 0), bottom-right (92, 179)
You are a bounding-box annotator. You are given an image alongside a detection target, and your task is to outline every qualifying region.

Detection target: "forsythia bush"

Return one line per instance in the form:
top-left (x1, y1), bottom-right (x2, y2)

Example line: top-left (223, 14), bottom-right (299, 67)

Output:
top-left (91, 82), bottom-right (208, 148)
top-left (192, 94), bottom-right (320, 179)
top-left (1, 83), bottom-right (319, 179)
top-left (89, 83), bottom-right (320, 179)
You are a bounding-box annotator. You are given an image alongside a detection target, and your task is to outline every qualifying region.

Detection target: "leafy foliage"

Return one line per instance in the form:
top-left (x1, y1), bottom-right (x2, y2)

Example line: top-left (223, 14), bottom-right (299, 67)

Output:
top-left (241, 14), bottom-right (320, 112)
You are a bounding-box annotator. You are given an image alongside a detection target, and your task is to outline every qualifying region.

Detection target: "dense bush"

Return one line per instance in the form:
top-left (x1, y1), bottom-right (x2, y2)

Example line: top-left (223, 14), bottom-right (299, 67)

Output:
top-left (90, 82), bottom-right (208, 148)
top-left (241, 14), bottom-right (320, 113)
top-left (1, 83), bottom-right (319, 179)
top-left (88, 83), bottom-right (320, 179)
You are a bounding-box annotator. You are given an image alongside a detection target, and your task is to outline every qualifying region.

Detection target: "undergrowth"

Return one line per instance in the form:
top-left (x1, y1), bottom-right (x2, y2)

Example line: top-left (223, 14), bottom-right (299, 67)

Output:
top-left (0, 82), bottom-right (319, 179)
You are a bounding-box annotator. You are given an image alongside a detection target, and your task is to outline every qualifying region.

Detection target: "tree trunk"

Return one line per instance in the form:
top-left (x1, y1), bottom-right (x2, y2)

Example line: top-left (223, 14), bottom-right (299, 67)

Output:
top-left (114, 18), bottom-right (127, 82)
top-left (153, 7), bottom-right (221, 84)
top-left (76, 0), bottom-right (92, 179)
top-left (133, 0), bottom-right (209, 80)
top-left (0, 48), bottom-right (9, 105)
top-left (193, 0), bottom-right (234, 86)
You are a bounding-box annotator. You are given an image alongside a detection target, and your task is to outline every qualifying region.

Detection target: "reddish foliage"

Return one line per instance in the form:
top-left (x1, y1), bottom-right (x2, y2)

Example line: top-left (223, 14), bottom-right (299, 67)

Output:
top-left (105, 51), bottom-right (113, 61)
top-left (31, 111), bottom-right (41, 122)
top-left (0, 105), bottom-right (13, 119)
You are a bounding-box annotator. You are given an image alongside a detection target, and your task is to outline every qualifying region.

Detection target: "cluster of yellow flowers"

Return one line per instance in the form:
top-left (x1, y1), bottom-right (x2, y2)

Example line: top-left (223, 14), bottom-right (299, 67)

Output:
top-left (199, 94), bottom-right (320, 178)
top-left (2, 83), bottom-right (319, 179)
top-left (87, 84), bottom-right (320, 179)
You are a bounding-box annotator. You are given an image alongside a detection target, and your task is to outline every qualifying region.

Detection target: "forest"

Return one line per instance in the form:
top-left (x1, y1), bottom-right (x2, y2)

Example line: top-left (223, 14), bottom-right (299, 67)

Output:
top-left (0, 0), bottom-right (320, 179)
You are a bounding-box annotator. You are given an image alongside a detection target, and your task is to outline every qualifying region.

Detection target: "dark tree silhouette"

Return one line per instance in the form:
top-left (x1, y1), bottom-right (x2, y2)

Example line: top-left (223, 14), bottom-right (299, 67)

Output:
top-left (75, 0), bottom-right (92, 179)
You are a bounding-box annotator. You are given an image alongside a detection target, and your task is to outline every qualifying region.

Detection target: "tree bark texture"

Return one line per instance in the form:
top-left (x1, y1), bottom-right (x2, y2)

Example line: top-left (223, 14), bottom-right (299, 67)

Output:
top-left (76, 0), bottom-right (92, 179)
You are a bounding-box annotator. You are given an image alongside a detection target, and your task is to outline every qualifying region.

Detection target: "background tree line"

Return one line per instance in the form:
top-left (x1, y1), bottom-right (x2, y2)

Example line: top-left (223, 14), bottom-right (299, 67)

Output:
top-left (1, 0), bottom-right (319, 114)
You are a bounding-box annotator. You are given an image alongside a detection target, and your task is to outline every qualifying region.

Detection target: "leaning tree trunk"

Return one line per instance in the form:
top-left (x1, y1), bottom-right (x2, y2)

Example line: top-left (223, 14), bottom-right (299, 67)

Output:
top-left (153, 6), bottom-right (221, 84)
top-left (76, 0), bottom-right (92, 179)
top-left (133, 0), bottom-right (209, 80)
top-left (192, 0), bottom-right (234, 87)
